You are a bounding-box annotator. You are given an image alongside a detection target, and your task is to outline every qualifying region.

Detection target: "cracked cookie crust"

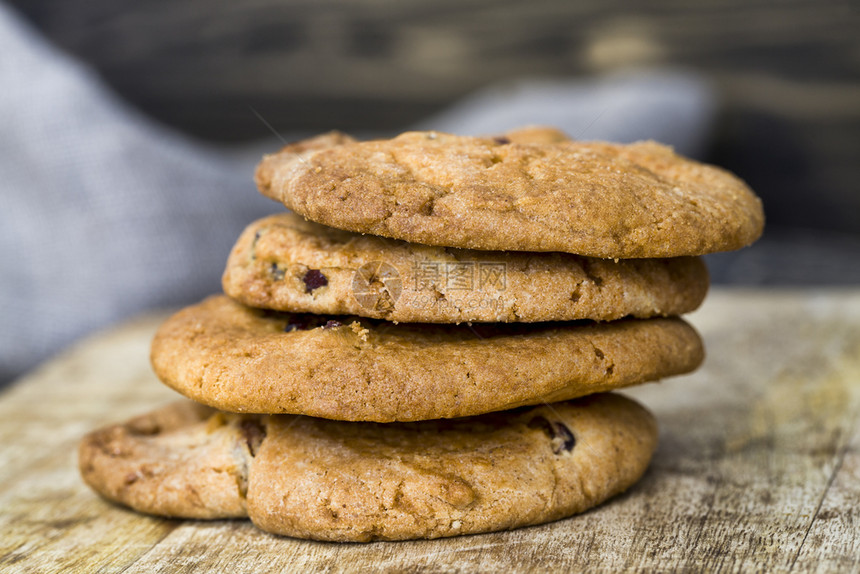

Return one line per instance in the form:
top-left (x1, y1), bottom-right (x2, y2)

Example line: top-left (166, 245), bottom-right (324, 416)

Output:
top-left (255, 130), bottom-right (764, 258)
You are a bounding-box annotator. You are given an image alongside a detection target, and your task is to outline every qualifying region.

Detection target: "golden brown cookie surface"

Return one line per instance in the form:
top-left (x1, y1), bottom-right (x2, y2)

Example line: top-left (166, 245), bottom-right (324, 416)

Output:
top-left (223, 212), bottom-right (709, 323)
top-left (150, 295), bottom-right (703, 421)
top-left (80, 394), bottom-right (657, 541)
top-left (256, 130), bottom-right (764, 258)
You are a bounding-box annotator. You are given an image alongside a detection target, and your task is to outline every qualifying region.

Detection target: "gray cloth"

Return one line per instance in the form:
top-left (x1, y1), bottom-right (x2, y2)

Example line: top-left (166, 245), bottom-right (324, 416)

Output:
top-left (0, 2), bottom-right (715, 385)
top-left (416, 71), bottom-right (715, 158)
top-left (0, 3), bottom-right (275, 384)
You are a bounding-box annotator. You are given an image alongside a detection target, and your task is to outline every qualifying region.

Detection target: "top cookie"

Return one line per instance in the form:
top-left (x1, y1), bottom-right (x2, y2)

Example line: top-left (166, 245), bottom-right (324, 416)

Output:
top-left (256, 129), bottom-right (764, 258)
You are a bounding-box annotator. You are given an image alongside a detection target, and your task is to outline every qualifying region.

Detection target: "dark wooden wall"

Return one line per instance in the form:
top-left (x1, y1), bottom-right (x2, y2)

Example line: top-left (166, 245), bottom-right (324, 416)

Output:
top-left (10, 0), bottom-right (860, 235)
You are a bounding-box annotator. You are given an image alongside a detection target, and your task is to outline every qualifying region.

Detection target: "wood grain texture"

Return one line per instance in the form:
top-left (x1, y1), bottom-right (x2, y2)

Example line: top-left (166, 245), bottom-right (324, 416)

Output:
top-left (1, 289), bottom-right (859, 572)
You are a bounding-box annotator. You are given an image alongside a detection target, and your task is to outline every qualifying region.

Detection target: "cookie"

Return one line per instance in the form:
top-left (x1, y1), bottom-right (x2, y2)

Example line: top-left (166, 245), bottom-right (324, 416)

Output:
top-left (255, 130), bottom-right (764, 258)
top-left (495, 125), bottom-right (573, 144)
top-left (150, 295), bottom-right (703, 422)
top-left (223, 212), bottom-right (708, 323)
top-left (79, 393), bottom-right (658, 542)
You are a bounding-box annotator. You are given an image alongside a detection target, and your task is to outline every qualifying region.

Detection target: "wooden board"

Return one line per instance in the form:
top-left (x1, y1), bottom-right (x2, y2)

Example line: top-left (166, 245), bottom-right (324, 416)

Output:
top-left (1, 289), bottom-right (858, 572)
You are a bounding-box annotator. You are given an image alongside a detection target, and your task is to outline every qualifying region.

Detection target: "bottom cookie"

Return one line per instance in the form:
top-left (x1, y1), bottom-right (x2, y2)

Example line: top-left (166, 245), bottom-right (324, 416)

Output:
top-left (79, 393), bottom-right (657, 542)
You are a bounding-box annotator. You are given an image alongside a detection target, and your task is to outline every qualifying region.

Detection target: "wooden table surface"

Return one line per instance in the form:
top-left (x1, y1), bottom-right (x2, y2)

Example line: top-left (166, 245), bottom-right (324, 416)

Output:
top-left (1, 289), bottom-right (858, 573)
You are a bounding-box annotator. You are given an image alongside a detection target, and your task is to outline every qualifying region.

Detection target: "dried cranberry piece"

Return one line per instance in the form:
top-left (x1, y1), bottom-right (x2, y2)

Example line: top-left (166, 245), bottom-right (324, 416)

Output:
top-left (528, 416), bottom-right (576, 454)
top-left (303, 269), bottom-right (328, 292)
top-left (270, 263), bottom-right (285, 281)
top-left (239, 419), bottom-right (266, 457)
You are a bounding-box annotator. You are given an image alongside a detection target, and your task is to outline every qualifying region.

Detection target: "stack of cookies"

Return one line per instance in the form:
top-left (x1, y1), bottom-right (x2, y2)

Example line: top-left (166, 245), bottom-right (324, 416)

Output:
top-left (79, 127), bottom-right (763, 542)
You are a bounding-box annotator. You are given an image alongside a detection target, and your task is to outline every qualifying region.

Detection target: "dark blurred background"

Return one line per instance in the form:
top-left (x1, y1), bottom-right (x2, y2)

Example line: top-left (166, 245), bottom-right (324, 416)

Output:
top-left (1, 0), bottom-right (859, 385)
top-left (10, 0), bottom-right (860, 236)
